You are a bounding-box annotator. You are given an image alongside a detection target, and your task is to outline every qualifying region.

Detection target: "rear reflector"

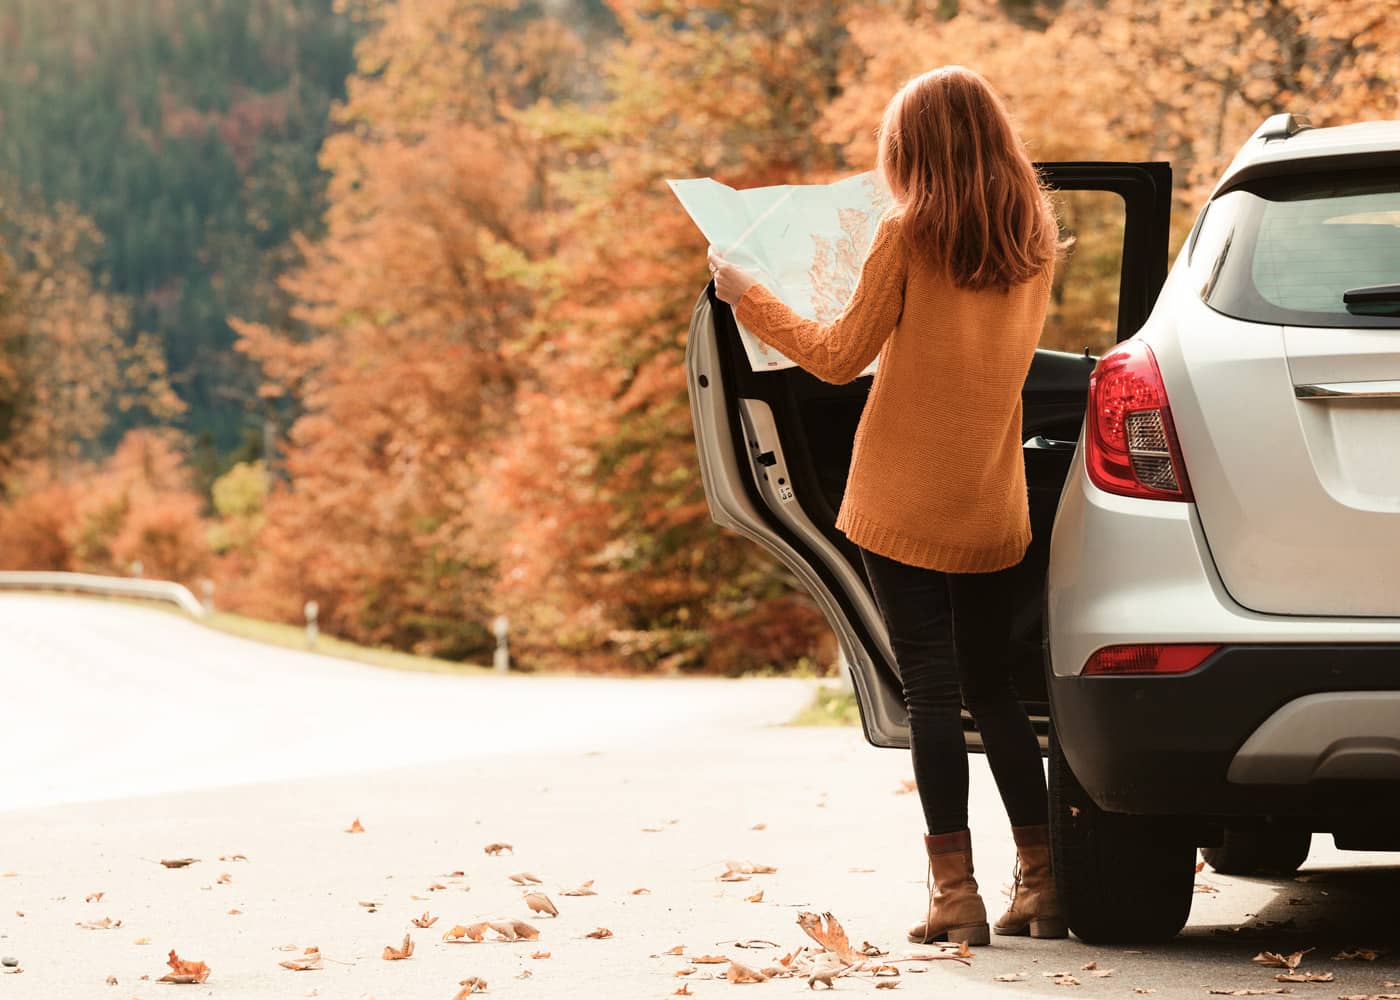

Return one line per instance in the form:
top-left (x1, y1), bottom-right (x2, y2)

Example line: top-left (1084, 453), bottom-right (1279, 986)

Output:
top-left (1083, 643), bottom-right (1221, 676)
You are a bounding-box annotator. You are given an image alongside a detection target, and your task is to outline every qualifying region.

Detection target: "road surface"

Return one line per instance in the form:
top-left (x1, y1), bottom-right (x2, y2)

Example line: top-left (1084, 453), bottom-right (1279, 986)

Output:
top-left (2, 594), bottom-right (1398, 999)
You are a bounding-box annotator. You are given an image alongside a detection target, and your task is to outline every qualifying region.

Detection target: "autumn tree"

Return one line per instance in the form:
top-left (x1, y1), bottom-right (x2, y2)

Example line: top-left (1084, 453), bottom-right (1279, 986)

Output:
top-left (474, 0), bottom-right (875, 672)
top-left (232, 0), bottom-right (596, 656)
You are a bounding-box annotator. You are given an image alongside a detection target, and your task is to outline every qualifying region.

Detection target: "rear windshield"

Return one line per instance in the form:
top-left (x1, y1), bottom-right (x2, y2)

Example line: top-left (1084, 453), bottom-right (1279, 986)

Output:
top-left (1193, 168), bottom-right (1400, 328)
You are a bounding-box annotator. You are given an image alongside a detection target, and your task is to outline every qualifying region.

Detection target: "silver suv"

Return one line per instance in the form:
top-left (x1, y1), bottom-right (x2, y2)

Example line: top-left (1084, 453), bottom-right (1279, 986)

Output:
top-left (685, 113), bottom-right (1400, 944)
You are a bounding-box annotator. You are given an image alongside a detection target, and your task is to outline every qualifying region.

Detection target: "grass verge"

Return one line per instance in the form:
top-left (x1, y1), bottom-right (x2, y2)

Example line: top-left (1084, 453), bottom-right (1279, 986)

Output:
top-left (788, 683), bottom-right (861, 726)
top-left (200, 610), bottom-right (496, 676)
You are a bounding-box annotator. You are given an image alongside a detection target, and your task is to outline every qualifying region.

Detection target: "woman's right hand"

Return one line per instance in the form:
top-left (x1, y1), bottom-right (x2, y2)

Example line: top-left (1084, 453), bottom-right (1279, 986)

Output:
top-left (708, 247), bottom-right (758, 305)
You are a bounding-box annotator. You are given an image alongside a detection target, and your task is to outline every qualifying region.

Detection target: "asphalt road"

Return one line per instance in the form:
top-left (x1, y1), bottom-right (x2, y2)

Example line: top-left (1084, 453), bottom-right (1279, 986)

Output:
top-left (2, 594), bottom-right (1399, 999)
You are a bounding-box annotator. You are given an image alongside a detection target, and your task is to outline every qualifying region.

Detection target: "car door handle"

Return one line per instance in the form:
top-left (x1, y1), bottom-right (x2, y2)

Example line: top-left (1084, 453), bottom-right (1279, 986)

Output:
top-left (1023, 435), bottom-right (1077, 451)
top-left (1295, 380), bottom-right (1400, 399)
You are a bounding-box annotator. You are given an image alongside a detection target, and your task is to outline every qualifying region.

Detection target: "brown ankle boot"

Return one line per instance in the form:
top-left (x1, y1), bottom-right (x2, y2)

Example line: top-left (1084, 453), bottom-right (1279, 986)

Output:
top-left (993, 824), bottom-right (1068, 939)
top-left (906, 829), bottom-right (991, 946)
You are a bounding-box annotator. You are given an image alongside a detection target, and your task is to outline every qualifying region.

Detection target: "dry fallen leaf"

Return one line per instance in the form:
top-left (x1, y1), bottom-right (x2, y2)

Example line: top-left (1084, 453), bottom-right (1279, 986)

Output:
top-left (631, 887), bottom-right (650, 895)
top-left (1253, 949), bottom-right (1312, 971)
top-left (1081, 962), bottom-right (1097, 971)
top-left (216, 873), bottom-right (231, 885)
top-left (876, 983), bottom-right (900, 990)
top-left (726, 961), bottom-right (769, 983)
top-left (531, 950), bottom-right (550, 959)
top-left (1334, 948), bottom-right (1382, 961)
top-left (453, 975), bottom-right (488, 998)
top-left (719, 871), bottom-right (751, 882)
top-left (411, 912), bottom-right (437, 928)
top-left (896, 779), bottom-right (917, 794)
top-left (524, 892), bottom-right (558, 917)
top-left (994, 973), bottom-right (1027, 982)
top-left (219, 854), bottom-right (247, 862)
top-left (85, 891), bottom-right (104, 903)
top-left (1206, 990), bottom-right (1293, 996)
top-left (159, 858), bottom-right (199, 869)
top-left (227, 909), bottom-right (241, 915)
top-left (382, 933), bottom-right (414, 960)
top-left (105, 975), bottom-right (117, 985)
top-left (746, 890), bottom-right (764, 903)
top-left (674, 986), bottom-right (692, 996)
top-left (133, 936), bottom-right (151, 945)
top-left (427, 882), bottom-right (448, 892)
top-left (724, 859), bottom-right (777, 875)
top-left (444, 920), bottom-right (538, 943)
top-left (158, 950), bottom-right (210, 984)
top-left (663, 945), bottom-right (686, 956)
top-left (483, 842), bottom-right (513, 855)
top-left (1275, 972), bottom-right (1333, 983)
top-left (676, 967), bottom-right (697, 977)
top-left (279, 947), bottom-right (322, 972)
top-left (1091, 970), bottom-right (1116, 978)
top-left (1196, 860), bottom-right (1206, 872)
top-left (508, 872), bottom-right (542, 885)
top-left (796, 910), bottom-right (864, 965)
top-left (691, 955), bottom-right (729, 964)
top-left (76, 917), bottom-right (122, 930)
top-left (345, 818), bottom-right (365, 834)
top-left (752, 822), bottom-right (767, 830)
top-left (1196, 883), bottom-right (1221, 894)
top-left (807, 952), bottom-right (848, 989)
top-left (585, 927), bottom-right (613, 939)
top-left (1054, 976), bottom-right (1081, 987)
top-left (1132, 990), bottom-right (1156, 996)
top-left (561, 880), bottom-right (597, 896)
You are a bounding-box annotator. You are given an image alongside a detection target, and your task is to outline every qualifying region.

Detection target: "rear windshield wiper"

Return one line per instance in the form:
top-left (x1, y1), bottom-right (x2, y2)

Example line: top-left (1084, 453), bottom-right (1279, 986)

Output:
top-left (1344, 283), bottom-right (1400, 317)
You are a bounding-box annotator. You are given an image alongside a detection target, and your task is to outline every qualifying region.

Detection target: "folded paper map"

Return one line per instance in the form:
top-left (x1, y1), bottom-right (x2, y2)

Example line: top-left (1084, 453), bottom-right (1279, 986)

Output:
top-left (668, 171), bottom-right (894, 373)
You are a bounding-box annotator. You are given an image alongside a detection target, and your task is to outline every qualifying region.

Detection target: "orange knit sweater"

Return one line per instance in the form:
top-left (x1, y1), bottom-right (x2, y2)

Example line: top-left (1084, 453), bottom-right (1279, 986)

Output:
top-left (734, 213), bottom-right (1053, 573)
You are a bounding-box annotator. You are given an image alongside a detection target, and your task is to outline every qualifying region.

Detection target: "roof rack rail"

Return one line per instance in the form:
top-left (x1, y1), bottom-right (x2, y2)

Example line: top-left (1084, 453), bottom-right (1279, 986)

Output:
top-left (1253, 112), bottom-right (1312, 141)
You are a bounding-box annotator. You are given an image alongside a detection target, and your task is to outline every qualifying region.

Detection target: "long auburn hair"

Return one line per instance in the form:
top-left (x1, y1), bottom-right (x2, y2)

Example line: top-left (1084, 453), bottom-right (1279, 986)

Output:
top-left (876, 66), bottom-right (1064, 292)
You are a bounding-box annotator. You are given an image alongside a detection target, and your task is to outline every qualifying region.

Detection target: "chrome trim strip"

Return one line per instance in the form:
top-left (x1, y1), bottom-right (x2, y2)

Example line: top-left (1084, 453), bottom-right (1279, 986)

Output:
top-left (1296, 380), bottom-right (1400, 399)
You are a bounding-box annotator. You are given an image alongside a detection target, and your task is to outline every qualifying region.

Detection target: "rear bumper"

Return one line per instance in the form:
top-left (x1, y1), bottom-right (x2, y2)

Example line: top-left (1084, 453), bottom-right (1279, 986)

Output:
top-left (1049, 645), bottom-right (1400, 817)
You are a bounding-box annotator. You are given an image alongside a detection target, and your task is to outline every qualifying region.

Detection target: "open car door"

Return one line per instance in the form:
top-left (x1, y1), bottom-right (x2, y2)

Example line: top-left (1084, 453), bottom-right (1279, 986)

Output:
top-left (685, 162), bottom-right (1172, 749)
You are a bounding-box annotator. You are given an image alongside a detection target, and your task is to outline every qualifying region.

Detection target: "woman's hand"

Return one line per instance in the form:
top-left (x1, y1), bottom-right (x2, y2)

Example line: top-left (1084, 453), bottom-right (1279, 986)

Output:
top-left (707, 247), bottom-right (758, 305)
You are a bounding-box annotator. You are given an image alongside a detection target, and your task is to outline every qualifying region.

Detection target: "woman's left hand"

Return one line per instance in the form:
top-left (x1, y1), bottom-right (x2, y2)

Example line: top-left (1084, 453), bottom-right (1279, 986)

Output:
top-left (707, 247), bottom-right (758, 305)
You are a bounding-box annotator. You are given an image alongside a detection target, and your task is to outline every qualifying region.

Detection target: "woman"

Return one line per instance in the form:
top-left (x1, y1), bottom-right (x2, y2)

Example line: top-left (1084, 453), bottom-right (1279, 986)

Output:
top-left (707, 66), bottom-right (1067, 946)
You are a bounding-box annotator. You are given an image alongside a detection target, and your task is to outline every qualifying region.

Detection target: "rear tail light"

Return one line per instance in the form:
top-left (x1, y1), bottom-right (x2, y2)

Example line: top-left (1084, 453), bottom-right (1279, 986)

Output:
top-left (1085, 339), bottom-right (1194, 501)
top-left (1083, 643), bottom-right (1220, 676)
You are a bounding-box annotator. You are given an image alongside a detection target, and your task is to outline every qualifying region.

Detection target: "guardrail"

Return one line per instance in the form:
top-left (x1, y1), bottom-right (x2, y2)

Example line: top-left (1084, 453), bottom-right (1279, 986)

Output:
top-left (0, 571), bottom-right (208, 618)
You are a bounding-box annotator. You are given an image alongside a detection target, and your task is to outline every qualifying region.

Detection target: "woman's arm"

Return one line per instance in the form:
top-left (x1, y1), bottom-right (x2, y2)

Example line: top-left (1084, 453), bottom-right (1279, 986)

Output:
top-left (712, 214), bottom-right (906, 384)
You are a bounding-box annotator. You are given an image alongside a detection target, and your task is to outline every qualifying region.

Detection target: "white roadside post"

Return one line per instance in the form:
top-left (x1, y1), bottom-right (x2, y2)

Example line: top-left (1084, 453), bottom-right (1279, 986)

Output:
top-left (492, 614), bottom-right (510, 673)
top-left (304, 600), bottom-right (319, 650)
top-left (200, 579), bottom-right (215, 614)
top-left (130, 560), bottom-right (144, 579)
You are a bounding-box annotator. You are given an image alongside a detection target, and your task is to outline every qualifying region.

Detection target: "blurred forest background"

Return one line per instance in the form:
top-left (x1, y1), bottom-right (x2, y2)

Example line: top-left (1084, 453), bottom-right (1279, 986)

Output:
top-left (1, 0), bottom-right (1396, 672)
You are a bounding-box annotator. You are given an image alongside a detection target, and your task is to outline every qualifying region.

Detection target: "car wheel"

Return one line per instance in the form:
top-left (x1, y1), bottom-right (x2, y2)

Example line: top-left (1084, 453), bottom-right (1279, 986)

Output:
top-left (1048, 726), bottom-right (1196, 943)
top-left (1201, 829), bottom-right (1311, 876)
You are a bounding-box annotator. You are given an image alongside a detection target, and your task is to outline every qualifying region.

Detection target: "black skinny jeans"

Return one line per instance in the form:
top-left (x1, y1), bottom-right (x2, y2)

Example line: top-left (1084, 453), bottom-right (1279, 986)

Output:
top-left (858, 544), bottom-right (1048, 835)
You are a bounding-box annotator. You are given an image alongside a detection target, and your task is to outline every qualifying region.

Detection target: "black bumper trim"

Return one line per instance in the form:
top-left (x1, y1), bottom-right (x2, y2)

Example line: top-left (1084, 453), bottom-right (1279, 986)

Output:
top-left (1048, 644), bottom-right (1400, 818)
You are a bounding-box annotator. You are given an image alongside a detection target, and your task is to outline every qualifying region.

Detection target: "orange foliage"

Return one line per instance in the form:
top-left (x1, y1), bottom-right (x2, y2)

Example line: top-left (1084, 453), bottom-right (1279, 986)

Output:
top-left (9, 1), bottom-right (1398, 675)
top-left (0, 430), bottom-right (210, 583)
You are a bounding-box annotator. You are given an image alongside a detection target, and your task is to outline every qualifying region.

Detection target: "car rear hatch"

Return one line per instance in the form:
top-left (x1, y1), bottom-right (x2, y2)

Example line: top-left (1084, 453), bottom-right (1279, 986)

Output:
top-left (1176, 159), bottom-right (1400, 616)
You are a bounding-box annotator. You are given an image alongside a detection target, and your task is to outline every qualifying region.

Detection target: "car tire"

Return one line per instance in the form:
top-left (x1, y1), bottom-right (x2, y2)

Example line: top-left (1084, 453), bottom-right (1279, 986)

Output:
top-left (1048, 727), bottom-right (1196, 943)
top-left (1201, 829), bottom-right (1311, 877)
